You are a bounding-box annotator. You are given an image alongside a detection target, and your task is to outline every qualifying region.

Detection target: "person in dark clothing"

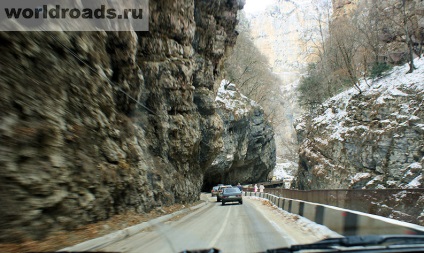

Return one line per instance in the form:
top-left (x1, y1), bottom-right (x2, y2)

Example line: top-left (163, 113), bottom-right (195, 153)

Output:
top-left (236, 183), bottom-right (242, 191)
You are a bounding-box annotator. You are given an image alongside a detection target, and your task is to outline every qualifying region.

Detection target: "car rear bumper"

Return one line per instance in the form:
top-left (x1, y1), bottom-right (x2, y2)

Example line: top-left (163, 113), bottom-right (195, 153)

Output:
top-left (221, 197), bottom-right (242, 202)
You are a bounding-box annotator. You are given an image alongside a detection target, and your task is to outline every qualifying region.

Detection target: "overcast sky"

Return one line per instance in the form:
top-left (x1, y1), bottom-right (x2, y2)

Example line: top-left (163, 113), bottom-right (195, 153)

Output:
top-left (243, 0), bottom-right (275, 14)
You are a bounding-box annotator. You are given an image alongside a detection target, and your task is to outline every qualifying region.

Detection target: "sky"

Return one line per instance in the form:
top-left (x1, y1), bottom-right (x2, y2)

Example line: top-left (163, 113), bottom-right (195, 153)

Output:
top-left (243, 0), bottom-right (275, 14)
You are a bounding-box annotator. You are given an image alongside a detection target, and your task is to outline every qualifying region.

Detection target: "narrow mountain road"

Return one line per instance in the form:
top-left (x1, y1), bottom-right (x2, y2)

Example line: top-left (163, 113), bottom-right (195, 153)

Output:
top-left (100, 194), bottom-right (327, 253)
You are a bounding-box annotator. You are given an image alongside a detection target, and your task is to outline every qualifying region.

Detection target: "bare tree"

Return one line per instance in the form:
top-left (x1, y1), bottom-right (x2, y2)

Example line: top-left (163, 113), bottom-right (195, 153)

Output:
top-left (401, 0), bottom-right (417, 73)
top-left (351, 0), bottom-right (388, 84)
top-left (330, 18), bottom-right (363, 93)
top-left (223, 14), bottom-right (282, 122)
top-left (379, 0), bottom-right (419, 73)
top-left (297, 0), bottom-right (347, 110)
top-left (353, 0), bottom-right (384, 64)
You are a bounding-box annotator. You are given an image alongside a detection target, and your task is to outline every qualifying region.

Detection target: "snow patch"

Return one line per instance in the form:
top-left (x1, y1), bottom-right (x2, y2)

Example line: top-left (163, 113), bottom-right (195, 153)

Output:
top-left (406, 175), bottom-right (422, 188)
top-left (314, 137), bottom-right (329, 146)
top-left (273, 162), bottom-right (295, 180)
top-left (408, 162), bottom-right (422, 170)
top-left (350, 173), bottom-right (371, 184)
top-left (375, 94), bottom-right (393, 105)
top-left (389, 88), bottom-right (409, 96)
top-left (303, 57), bottom-right (424, 145)
top-left (365, 175), bottom-right (384, 186)
top-left (272, 162), bottom-right (297, 188)
top-left (295, 121), bottom-right (306, 131)
top-left (216, 80), bottom-right (261, 117)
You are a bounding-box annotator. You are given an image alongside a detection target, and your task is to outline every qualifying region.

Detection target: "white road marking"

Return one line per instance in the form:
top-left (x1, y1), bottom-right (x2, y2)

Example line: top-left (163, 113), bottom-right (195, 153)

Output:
top-left (208, 206), bottom-right (232, 248)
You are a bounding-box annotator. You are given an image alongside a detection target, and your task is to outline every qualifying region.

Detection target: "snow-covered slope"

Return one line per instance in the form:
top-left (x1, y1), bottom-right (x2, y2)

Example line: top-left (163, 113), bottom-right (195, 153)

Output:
top-left (215, 80), bottom-right (260, 119)
top-left (308, 58), bottom-right (424, 145)
top-left (295, 58), bottom-right (423, 190)
top-left (294, 58), bottom-right (424, 225)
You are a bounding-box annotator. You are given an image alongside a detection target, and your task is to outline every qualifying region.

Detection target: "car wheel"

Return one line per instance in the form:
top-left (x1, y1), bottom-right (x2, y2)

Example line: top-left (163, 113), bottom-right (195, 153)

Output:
top-left (222, 201), bottom-right (225, 205)
top-left (239, 200), bottom-right (243, 204)
top-left (217, 197), bottom-right (220, 202)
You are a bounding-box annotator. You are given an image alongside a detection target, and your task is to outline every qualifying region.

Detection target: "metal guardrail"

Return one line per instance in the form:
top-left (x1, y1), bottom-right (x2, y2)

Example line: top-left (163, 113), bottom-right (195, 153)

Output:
top-left (245, 188), bottom-right (424, 225)
top-left (244, 191), bottom-right (424, 236)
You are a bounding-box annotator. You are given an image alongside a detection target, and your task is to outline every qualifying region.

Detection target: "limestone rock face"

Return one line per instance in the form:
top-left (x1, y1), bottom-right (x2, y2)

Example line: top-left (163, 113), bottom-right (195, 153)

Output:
top-left (0, 0), bottom-right (245, 241)
top-left (295, 61), bottom-right (423, 190)
top-left (203, 81), bottom-right (276, 187)
top-left (244, 0), bottom-right (322, 84)
top-left (294, 60), bottom-right (424, 224)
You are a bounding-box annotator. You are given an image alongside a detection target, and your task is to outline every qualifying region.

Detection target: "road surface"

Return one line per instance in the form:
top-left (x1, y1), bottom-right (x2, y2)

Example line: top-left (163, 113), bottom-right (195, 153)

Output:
top-left (100, 195), bottom-right (310, 252)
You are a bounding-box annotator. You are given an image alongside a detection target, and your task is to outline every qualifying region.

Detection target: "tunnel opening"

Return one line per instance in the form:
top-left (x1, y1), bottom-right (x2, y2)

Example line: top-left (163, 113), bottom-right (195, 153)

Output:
top-left (201, 172), bottom-right (228, 192)
top-left (201, 164), bottom-right (260, 192)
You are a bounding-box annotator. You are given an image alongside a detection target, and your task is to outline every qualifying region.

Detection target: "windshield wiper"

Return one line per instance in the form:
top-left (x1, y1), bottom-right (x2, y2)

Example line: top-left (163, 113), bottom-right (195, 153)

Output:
top-left (180, 248), bottom-right (222, 253)
top-left (265, 235), bottom-right (424, 253)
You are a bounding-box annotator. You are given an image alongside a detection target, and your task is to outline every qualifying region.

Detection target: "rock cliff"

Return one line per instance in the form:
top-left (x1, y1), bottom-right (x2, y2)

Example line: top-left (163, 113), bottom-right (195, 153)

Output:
top-left (244, 0), bottom-right (321, 83)
top-left (0, 0), bottom-right (257, 242)
top-left (294, 59), bottom-right (424, 224)
top-left (203, 80), bottom-right (276, 188)
top-left (295, 59), bottom-right (423, 190)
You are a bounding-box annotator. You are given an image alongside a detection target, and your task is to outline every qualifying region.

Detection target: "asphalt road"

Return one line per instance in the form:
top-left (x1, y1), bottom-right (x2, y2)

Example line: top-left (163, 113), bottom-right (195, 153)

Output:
top-left (100, 195), bottom-right (293, 253)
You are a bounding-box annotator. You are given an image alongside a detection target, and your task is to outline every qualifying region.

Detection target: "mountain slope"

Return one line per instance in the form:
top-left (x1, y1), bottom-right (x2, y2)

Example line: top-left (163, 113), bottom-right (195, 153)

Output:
top-left (295, 58), bottom-right (423, 190)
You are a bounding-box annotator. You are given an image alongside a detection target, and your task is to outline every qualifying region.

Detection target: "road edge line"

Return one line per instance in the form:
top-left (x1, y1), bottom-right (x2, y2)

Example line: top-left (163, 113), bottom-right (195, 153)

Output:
top-left (58, 201), bottom-right (209, 252)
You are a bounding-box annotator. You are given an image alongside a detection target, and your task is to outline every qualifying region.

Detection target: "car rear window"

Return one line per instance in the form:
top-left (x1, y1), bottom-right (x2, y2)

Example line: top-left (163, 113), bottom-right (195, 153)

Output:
top-left (223, 188), bottom-right (241, 193)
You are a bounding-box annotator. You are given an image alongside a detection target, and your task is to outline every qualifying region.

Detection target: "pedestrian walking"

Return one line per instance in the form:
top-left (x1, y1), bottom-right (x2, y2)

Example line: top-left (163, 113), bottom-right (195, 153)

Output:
top-left (259, 184), bottom-right (265, 193)
top-left (254, 184), bottom-right (258, 192)
top-left (237, 183), bottom-right (242, 191)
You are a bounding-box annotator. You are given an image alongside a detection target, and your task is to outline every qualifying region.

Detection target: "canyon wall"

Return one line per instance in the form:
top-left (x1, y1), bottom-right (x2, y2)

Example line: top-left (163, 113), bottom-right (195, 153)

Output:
top-left (204, 81), bottom-right (276, 188)
top-left (294, 60), bottom-right (424, 224)
top-left (0, 0), bottom-right (277, 242)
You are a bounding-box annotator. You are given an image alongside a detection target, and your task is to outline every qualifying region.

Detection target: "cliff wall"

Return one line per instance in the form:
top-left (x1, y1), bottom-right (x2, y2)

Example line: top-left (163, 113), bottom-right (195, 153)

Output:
top-left (204, 81), bottom-right (276, 188)
top-left (0, 0), bottom-right (261, 242)
top-left (294, 59), bottom-right (424, 224)
top-left (295, 60), bottom-right (423, 190)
